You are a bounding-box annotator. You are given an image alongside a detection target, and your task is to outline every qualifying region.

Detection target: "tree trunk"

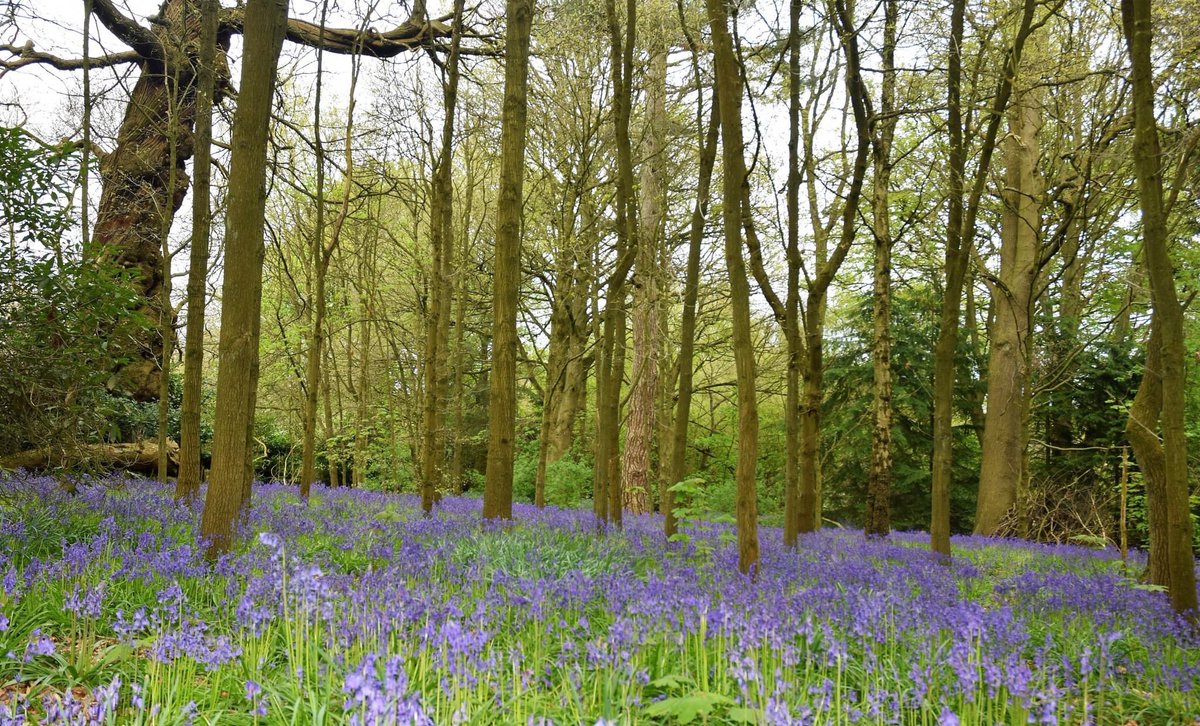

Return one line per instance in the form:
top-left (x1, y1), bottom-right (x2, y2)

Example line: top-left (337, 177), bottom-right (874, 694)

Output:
top-left (176, 0), bottom-right (219, 501)
top-left (622, 44), bottom-right (667, 516)
top-left (94, 0), bottom-right (218, 402)
top-left (450, 169), bottom-right (475, 494)
top-left (535, 194), bottom-right (592, 507)
top-left (421, 0), bottom-right (464, 514)
top-left (300, 1), bottom-right (331, 501)
top-left (975, 74), bottom-right (1043, 535)
top-left (1, 440), bottom-right (179, 475)
top-left (666, 93), bottom-right (719, 538)
top-left (198, 0), bottom-right (288, 558)
top-left (798, 0), bottom-right (874, 535)
top-left (353, 276), bottom-right (374, 488)
top-left (156, 56), bottom-right (181, 485)
top-left (1125, 321), bottom-right (1170, 588)
top-left (482, 0), bottom-right (534, 521)
top-left (705, 0), bottom-right (759, 575)
top-left (1120, 0), bottom-right (1198, 616)
top-left (864, 0), bottom-right (897, 539)
top-left (781, 0), bottom-right (803, 548)
top-left (931, 0), bottom-right (1037, 557)
top-left (593, 0), bottom-right (637, 530)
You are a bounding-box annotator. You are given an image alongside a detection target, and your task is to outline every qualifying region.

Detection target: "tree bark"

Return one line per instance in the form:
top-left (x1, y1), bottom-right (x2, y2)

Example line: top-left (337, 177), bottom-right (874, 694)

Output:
top-left (705, 0), bottom-right (759, 575)
top-left (797, 0), bottom-right (874, 535)
top-left (864, 0), bottom-right (897, 539)
top-left (622, 43), bottom-right (667, 516)
top-left (666, 86), bottom-right (719, 538)
top-left (781, 0), bottom-right (803, 548)
top-left (482, 0), bottom-right (534, 521)
top-left (198, 0), bottom-right (288, 557)
top-left (299, 1), bottom-right (331, 500)
top-left (593, 0), bottom-right (637, 530)
top-left (931, 0), bottom-right (1037, 557)
top-left (1120, 0), bottom-right (1198, 616)
top-left (421, 0), bottom-right (464, 514)
top-left (1125, 321), bottom-right (1170, 588)
top-left (176, 0), bottom-right (219, 501)
top-left (92, 0), bottom-right (222, 402)
top-left (1, 440), bottom-right (178, 475)
top-left (975, 72), bottom-right (1043, 535)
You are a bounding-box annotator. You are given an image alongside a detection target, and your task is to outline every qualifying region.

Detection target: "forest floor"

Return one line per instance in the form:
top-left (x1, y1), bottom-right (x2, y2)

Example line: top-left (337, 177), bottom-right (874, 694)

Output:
top-left (0, 473), bottom-right (1197, 725)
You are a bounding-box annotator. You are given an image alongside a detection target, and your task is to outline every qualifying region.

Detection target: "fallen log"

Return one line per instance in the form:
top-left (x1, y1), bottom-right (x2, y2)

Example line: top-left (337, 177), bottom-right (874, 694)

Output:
top-left (0, 440), bottom-right (180, 476)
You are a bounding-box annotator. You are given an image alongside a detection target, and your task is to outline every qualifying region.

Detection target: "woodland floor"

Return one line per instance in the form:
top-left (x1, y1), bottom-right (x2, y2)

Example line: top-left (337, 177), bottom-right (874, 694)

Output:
top-left (0, 473), bottom-right (1198, 724)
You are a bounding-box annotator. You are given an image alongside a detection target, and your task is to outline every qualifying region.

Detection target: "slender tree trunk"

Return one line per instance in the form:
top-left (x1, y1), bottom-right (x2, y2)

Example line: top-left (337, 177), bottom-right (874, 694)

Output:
top-left (594, 0), bottom-right (638, 529)
top-left (930, 0), bottom-right (967, 558)
top-left (354, 288), bottom-right (373, 488)
top-left (606, 311), bottom-right (628, 526)
top-left (1120, 0), bottom-right (1198, 617)
top-left (975, 74), bottom-right (1043, 535)
top-left (622, 44), bottom-right (667, 516)
top-left (81, 0), bottom-right (93, 259)
top-left (666, 97), bottom-right (719, 538)
top-left (705, 0), bottom-right (759, 575)
top-left (323, 330), bottom-right (339, 487)
top-left (176, 0), bottom-right (219, 501)
top-left (797, 0), bottom-right (874, 535)
top-left (781, 0), bottom-right (803, 548)
top-left (199, 0), bottom-right (288, 558)
top-left (300, 2), bottom-right (331, 500)
top-left (449, 170), bottom-right (474, 494)
top-left (482, 0), bottom-right (534, 521)
top-left (156, 56), bottom-right (183, 485)
top-left (421, 0), bottom-right (464, 514)
top-left (864, 0), bottom-right (897, 538)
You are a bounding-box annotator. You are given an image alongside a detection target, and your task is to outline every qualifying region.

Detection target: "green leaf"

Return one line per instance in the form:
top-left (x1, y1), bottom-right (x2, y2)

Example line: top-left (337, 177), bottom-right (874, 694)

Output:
top-left (727, 707), bottom-right (762, 724)
top-left (646, 673), bottom-right (695, 693)
top-left (644, 692), bottom-right (734, 724)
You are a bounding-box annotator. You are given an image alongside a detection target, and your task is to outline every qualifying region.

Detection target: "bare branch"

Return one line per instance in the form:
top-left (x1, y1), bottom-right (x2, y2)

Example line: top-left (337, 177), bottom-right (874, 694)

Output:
top-left (0, 42), bottom-right (139, 74)
top-left (220, 7), bottom-right (458, 58)
top-left (91, 0), bottom-right (159, 59)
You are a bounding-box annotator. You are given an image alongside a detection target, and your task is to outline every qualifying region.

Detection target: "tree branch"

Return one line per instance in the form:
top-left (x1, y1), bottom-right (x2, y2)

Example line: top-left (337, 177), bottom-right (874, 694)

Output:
top-left (220, 7), bottom-right (457, 58)
top-left (90, 0), bottom-right (160, 59)
top-left (0, 42), bottom-right (140, 74)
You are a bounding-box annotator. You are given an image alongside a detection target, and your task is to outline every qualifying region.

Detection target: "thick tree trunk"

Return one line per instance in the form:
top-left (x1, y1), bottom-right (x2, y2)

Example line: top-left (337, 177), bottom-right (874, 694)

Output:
top-left (482, 0), bottom-right (534, 521)
top-left (975, 78), bottom-right (1043, 536)
top-left (199, 0), bottom-right (288, 557)
top-left (1120, 0), bottom-right (1198, 616)
top-left (1125, 321), bottom-right (1170, 588)
top-left (931, 0), bottom-right (1037, 556)
top-left (176, 0), bottom-right (219, 501)
top-left (95, 0), bottom-right (218, 402)
top-left (622, 45), bottom-right (667, 516)
top-left (706, 0), bottom-right (759, 575)
top-left (1, 440), bottom-right (179, 475)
